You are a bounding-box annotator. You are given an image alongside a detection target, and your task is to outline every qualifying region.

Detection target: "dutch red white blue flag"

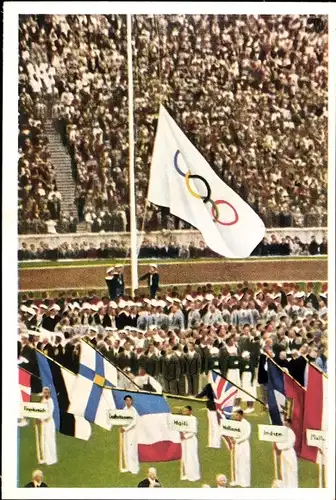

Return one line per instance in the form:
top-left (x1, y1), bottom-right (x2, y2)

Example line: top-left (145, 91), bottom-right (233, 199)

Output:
top-left (113, 390), bottom-right (181, 462)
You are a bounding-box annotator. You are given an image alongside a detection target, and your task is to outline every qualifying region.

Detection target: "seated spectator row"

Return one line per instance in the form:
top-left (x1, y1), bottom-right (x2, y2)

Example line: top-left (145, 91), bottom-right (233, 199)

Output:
top-left (18, 234), bottom-right (327, 261)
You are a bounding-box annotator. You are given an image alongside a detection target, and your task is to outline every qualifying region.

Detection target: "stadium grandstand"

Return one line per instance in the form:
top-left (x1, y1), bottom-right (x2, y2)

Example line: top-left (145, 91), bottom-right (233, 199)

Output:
top-left (18, 14), bottom-right (327, 235)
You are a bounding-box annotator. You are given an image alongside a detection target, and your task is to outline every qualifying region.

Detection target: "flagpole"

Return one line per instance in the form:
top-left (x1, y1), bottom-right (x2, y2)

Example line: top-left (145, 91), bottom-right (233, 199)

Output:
top-left (231, 441), bottom-right (236, 484)
top-left (273, 444), bottom-right (279, 481)
top-left (318, 458), bottom-right (323, 488)
top-left (127, 13), bottom-right (138, 295)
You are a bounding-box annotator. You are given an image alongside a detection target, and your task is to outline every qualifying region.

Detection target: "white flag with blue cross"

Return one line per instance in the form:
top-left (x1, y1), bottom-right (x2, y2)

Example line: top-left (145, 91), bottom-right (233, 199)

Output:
top-left (68, 341), bottom-right (118, 430)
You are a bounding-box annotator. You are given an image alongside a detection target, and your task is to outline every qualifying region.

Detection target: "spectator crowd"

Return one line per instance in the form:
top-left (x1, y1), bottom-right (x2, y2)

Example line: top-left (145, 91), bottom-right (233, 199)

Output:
top-left (18, 233), bottom-right (328, 261)
top-left (18, 14), bottom-right (328, 234)
top-left (18, 281), bottom-right (328, 398)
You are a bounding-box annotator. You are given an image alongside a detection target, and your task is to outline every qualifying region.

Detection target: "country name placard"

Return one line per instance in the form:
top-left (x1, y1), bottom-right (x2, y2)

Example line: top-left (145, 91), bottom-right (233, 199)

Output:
top-left (221, 419), bottom-right (244, 438)
top-left (21, 402), bottom-right (48, 419)
top-left (106, 409), bottom-right (134, 426)
top-left (167, 414), bottom-right (197, 433)
top-left (258, 425), bottom-right (288, 443)
top-left (306, 429), bottom-right (326, 448)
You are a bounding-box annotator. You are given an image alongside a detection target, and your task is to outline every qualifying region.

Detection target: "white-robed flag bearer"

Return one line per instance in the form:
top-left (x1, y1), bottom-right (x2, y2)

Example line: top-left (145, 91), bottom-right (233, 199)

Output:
top-left (120, 395), bottom-right (140, 474)
top-left (180, 406), bottom-right (201, 482)
top-left (39, 387), bottom-right (57, 465)
top-left (196, 383), bottom-right (221, 448)
top-left (230, 409), bottom-right (251, 487)
top-left (274, 419), bottom-right (298, 488)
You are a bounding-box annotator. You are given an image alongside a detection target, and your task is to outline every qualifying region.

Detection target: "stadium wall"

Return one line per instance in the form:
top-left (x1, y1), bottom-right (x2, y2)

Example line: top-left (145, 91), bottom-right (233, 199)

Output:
top-left (19, 227), bottom-right (328, 248)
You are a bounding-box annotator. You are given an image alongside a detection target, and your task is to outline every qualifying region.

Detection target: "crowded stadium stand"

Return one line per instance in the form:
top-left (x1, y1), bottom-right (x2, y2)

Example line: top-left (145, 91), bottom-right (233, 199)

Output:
top-left (18, 14), bottom-right (328, 235)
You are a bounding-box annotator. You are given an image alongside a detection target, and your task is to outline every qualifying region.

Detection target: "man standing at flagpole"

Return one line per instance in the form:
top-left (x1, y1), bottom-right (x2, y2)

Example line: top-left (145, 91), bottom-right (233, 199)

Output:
top-left (105, 266), bottom-right (125, 300)
top-left (274, 418), bottom-right (298, 488)
top-left (180, 406), bottom-right (201, 482)
top-left (120, 395), bottom-right (139, 475)
top-left (230, 409), bottom-right (251, 487)
top-left (139, 264), bottom-right (160, 298)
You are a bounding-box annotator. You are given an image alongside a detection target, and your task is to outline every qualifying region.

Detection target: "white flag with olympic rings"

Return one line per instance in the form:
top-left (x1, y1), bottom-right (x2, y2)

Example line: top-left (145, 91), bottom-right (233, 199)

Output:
top-left (148, 105), bottom-right (266, 258)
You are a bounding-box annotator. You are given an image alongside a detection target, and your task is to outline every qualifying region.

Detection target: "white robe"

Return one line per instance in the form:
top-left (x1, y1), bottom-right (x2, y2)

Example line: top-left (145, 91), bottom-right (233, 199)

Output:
top-left (226, 346), bottom-right (241, 388)
top-left (233, 418), bottom-right (251, 487)
top-left (240, 372), bottom-right (257, 402)
top-left (122, 406), bottom-right (139, 474)
top-left (40, 397), bottom-right (57, 465)
top-left (208, 410), bottom-right (221, 448)
top-left (181, 416), bottom-right (201, 482)
top-left (227, 368), bottom-right (241, 388)
top-left (276, 427), bottom-right (298, 488)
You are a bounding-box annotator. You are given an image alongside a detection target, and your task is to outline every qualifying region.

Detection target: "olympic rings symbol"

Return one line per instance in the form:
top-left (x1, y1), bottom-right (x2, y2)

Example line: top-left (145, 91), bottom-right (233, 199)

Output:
top-left (173, 150), bottom-right (239, 226)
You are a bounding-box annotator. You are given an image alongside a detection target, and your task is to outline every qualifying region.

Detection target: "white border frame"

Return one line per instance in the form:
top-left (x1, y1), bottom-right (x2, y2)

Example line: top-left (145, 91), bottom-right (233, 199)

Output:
top-left (3, 2), bottom-right (335, 499)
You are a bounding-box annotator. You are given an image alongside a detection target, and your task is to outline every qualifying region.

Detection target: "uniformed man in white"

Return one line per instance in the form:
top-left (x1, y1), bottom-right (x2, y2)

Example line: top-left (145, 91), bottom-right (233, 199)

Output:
top-left (169, 303), bottom-right (185, 330)
top-left (187, 302), bottom-right (201, 329)
top-left (239, 351), bottom-right (256, 413)
top-left (203, 304), bottom-right (224, 326)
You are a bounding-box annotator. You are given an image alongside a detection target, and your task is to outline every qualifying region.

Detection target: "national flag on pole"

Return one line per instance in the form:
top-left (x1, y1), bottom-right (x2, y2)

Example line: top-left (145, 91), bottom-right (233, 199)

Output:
top-left (36, 351), bottom-right (91, 440)
top-left (209, 371), bottom-right (238, 420)
top-left (67, 340), bottom-right (117, 430)
top-left (300, 363), bottom-right (328, 463)
top-left (113, 390), bottom-right (181, 462)
top-left (86, 340), bottom-right (140, 392)
top-left (18, 367), bottom-right (31, 425)
top-left (267, 360), bottom-right (305, 454)
top-left (148, 105), bottom-right (265, 258)
top-left (19, 367), bottom-right (31, 403)
top-left (209, 371), bottom-right (239, 450)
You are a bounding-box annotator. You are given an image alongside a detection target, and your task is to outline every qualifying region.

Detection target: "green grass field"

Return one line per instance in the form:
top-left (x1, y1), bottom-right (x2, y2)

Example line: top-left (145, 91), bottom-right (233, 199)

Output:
top-left (18, 397), bottom-right (319, 488)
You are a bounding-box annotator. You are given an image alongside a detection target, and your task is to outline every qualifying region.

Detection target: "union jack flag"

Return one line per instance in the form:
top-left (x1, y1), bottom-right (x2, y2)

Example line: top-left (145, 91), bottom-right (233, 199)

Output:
top-left (208, 371), bottom-right (238, 449)
top-left (209, 370), bottom-right (238, 420)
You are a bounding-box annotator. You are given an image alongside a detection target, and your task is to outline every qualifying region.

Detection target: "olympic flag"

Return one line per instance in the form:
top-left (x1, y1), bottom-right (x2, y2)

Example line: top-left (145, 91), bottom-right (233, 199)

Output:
top-left (148, 105), bottom-right (266, 258)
